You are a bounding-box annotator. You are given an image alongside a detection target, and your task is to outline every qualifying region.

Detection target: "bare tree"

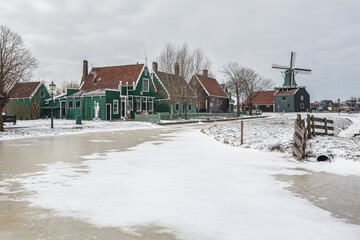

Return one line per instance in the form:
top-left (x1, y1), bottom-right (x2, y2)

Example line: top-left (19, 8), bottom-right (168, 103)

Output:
top-left (0, 26), bottom-right (37, 131)
top-left (240, 67), bottom-right (273, 115)
top-left (222, 62), bottom-right (243, 115)
top-left (157, 42), bottom-right (212, 81)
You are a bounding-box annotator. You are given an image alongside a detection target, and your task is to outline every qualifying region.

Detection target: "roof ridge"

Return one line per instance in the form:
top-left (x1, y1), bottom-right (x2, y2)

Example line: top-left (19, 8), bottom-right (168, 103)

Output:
top-left (92, 63), bottom-right (144, 69)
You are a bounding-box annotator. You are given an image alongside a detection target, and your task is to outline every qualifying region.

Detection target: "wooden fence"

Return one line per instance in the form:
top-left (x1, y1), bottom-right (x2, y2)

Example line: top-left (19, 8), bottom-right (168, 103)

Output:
top-left (292, 114), bottom-right (334, 160)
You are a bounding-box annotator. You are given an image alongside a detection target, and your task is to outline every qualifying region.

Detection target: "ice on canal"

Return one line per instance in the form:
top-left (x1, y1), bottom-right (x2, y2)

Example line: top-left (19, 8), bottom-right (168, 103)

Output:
top-left (5, 129), bottom-right (360, 240)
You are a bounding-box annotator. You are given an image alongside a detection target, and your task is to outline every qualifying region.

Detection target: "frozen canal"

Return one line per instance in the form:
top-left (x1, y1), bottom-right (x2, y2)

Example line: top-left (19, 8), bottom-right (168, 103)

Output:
top-left (0, 121), bottom-right (360, 240)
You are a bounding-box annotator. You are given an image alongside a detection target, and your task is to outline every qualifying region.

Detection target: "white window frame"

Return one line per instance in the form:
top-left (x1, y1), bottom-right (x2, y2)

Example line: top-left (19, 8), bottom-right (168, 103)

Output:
top-left (113, 100), bottom-right (119, 114)
top-left (188, 103), bottom-right (192, 111)
top-left (148, 98), bottom-right (154, 111)
top-left (142, 78), bottom-right (149, 92)
top-left (142, 97), bottom-right (147, 111)
top-left (282, 96), bottom-right (287, 101)
top-left (75, 100), bottom-right (81, 109)
top-left (136, 96), bottom-right (141, 112)
top-left (68, 101), bottom-right (74, 109)
top-left (175, 103), bottom-right (179, 111)
top-left (300, 103), bottom-right (305, 109)
top-left (40, 90), bottom-right (45, 98)
top-left (301, 95), bottom-right (304, 101)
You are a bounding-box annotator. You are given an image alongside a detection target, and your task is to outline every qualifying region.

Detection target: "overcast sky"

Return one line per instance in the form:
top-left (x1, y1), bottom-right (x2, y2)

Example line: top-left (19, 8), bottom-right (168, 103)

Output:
top-left (1, 0), bottom-right (359, 101)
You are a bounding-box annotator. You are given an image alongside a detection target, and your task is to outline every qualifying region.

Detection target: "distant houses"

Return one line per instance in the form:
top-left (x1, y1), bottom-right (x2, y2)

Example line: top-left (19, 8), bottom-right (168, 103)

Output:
top-left (3, 60), bottom-right (233, 121)
top-left (244, 87), bottom-right (310, 113)
top-left (53, 61), bottom-right (159, 120)
top-left (4, 81), bottom-right (50, 119)
top-left (190, 70), bottom-right (230, 113)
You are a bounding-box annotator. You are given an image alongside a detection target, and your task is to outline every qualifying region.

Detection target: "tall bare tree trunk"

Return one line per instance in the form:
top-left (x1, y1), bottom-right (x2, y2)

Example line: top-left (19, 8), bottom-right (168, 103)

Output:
top-left (249, 104), bottom-right (253, 115)
top-left (185, 104), bottom-right (188, 120)
top-left (170, 104), bottom-right (174, 120)
top-left (0, 106), bottom-right (4, 131)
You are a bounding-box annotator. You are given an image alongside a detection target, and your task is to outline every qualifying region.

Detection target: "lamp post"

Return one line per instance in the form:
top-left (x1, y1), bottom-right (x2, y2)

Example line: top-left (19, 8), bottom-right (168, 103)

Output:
top-left (49, 81), bottom-right (56, 128)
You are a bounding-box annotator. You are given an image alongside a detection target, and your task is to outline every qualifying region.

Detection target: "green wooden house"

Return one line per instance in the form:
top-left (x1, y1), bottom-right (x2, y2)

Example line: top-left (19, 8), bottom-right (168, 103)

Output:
top-left (55, 61), bottom-right (161, 120)
top-left (4, 81), bottom-right (51, 120)
top-left (151, 62), bottom-right (197, 118)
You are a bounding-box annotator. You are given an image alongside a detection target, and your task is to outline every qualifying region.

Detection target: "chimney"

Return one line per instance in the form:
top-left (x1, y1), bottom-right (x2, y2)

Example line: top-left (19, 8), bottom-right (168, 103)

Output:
top-left (203, 69), bottom-right (208, 77)
top-left (81, 60), bottom-right (88, 84)
top-left (175, 63), bottom-right (180, 76)
top-left (152, 62), bottom-right (158, 72)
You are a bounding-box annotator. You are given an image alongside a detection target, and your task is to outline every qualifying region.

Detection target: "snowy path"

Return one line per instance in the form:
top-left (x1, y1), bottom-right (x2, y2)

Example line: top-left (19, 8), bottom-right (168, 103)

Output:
top-left (4, 128), bottom-right (360, 240)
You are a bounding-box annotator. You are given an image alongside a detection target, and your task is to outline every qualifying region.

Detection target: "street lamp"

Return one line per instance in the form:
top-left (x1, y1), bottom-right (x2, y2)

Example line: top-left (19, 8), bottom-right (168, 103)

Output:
top-left (49, 81), bottom-right (56, 128)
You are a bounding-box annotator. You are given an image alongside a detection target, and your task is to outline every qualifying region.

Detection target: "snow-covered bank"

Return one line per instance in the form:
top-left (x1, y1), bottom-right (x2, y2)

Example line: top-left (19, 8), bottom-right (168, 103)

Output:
top-left (204, 113), bottom-right (360, 163)
top-left (2, 129), bottom-right (360, 240)
top-left (0, 119), bottom-right (159, 141)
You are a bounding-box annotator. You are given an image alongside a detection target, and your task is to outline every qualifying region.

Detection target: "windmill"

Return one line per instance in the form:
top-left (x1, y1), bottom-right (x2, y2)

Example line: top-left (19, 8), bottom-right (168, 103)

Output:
top-left (272, 52), bottom-right (311, 88)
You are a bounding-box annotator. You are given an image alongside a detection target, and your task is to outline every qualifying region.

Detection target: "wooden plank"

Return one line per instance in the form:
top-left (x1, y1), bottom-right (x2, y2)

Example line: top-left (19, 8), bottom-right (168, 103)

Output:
top-left (292, 146), bottom-right (303, 160)
top-left (313, 125), bottom-right (334, 130)
top-left (313, 117), bottom-right (334, 124)
top-left (293, 135), bottom-right (304, 149)
top-left (307, 114), bottom-right (311, 139)
top-left (294, 124), bottom-right (305, 136)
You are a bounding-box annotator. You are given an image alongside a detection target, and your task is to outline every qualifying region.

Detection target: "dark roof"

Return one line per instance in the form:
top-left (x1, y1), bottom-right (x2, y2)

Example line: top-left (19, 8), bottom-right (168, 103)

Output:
top-left (156, 71), bottom-right (196, 98)
top-left (195, 74), bottom-right (228, 98)
top-left (81, 64), bottom-right (144, 91)
top-left (245, 90), bottom-right (276, 105)
top-left (322, 100), bottom-right (334, 105)
top-left (8, 82), bottom-right (41, 99)
top-left (275, 89), bottom-right (297, 96)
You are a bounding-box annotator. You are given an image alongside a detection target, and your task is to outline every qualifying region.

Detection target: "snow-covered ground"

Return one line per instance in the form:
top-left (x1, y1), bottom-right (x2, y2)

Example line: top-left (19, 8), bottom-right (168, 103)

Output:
top-left (0, 119), bottom-right (159, 141)
top-left (2, 129), bottom-right (360, 240)
top-left (204, 113), bottom-right (360, 164)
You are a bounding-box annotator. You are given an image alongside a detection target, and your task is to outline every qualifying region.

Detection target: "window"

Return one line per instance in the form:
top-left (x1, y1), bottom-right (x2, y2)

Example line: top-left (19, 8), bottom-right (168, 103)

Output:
top-left (287, 104), bottom-right (290, 108)
top-left (301, 95), bottom-right (304, 101)
top-left (300, 103), bottom-right (305, 109)
top-left (128, 96), bottom-right (133, 111)
top-left (175, 103), bottom-right (179, 111)
top-left (188, 104), bottom-right (192, 111)
top-left (282, 96), bottom-right (287, 101)
top-left (68, 101), bottom-right (74, 109)
top-left (148, 98), bottom-right (154, 111)
top-left (113, 100), bottom-right (119, 114)
top-left (142, 79), bottom-right (149, 92)
top-left (205, 99), bottom-right (208, 109)
top-left (75, 101), bottom-right (81, 109)
top-left (40, 90), bottom-right (45, 98)
top-left (142, 97), bottom-right (147, 111)
top-left (145, 69), bottom-right (148, 76)
top-left (135, 97), bottom-right (141, 111)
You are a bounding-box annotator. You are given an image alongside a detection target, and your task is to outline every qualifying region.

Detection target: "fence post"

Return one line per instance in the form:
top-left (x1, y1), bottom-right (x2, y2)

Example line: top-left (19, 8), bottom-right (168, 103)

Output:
top-left (324, 118), bottom-right (328, 135)
top-left (306, 114), bottom-right (311, 139)
top-left (311, 115), bottom-right (315, 136)
top-left (241, 120), bottom-right (244, 145)
top-left (297, 114), bottom-right (301, 127)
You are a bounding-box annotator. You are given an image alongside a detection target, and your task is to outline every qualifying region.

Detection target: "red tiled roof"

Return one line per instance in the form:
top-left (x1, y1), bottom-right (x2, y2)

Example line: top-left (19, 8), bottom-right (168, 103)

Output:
top-left (274, 89), bottom-right (297, 96)
top-left (195, 74), bottom-right (228, 98)
top-left (8, 82), bottom-right (41, 99)
top-left (155, 71), bottom-right (196, 98)
top-left (81, 64), bottom-right (144, 91)
top-left (245, 90), bottom-right (276, 105)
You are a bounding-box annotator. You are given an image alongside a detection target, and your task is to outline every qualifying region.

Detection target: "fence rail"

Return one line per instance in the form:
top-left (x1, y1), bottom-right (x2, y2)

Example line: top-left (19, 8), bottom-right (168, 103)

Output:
top-left (292, 114), bottom-right (335, 160)
top-left (134, 113), bottom-right (160, 123)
